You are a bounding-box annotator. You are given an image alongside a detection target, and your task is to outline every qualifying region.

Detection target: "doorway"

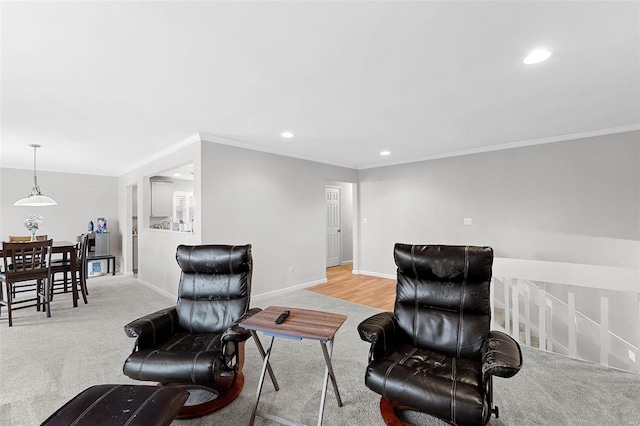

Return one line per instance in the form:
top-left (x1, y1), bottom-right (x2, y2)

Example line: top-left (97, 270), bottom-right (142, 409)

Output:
top-left (326, 186), bottom-right (341, 267)
top-left (131, 184), bottom-right (138, 275)
top-left (325, 181), bottom-right (354, 269)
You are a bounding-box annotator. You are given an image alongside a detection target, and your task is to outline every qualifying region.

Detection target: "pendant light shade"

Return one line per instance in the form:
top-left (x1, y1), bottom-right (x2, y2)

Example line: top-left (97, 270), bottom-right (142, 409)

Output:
top-left (13, 144), bottom-right (58, 207)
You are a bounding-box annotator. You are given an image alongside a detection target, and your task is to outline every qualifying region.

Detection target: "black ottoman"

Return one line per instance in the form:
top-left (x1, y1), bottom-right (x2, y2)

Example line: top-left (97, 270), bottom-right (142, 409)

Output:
top-left (41, 384), bottom-right (189, 426)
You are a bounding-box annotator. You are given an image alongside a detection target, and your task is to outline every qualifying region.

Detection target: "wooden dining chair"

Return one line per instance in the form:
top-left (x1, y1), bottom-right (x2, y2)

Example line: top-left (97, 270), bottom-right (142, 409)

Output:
top-left (5, 235), bottom-right (49, 298)
top-left (0, 239), bottom-right (53, 326)
top-left (8, 235), bottom-right (48, 242)
top-left (50, 234), bottom-right (89, 304)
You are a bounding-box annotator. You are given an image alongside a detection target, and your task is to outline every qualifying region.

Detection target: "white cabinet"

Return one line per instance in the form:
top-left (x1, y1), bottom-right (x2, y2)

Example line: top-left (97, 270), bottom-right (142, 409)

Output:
top-left (151, 181), bottom-right (172, 217)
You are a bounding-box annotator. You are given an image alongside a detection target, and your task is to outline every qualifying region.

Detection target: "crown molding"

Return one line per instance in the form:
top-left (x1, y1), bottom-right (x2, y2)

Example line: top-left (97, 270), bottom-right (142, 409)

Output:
top-left (117, 133), bottom-right (201, 176)
top-left (357, 124), bottom-right (640, 170)
top-left (114, 124), bottom-right (640, 176)
top-left (198, 132), bottom-right (354, 169)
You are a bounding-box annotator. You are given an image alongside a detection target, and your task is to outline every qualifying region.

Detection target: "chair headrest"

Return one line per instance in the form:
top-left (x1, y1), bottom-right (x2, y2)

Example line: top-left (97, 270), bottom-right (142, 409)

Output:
top-left (176, 244), bottom-right (252, 274)
top-left (394, 244), bottom-right (493, 282)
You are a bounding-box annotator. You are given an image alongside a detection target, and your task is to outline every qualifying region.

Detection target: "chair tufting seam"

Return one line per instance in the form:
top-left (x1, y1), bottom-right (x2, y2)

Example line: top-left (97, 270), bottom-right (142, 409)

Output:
top-left (186, 246), bottom-right (195, 334)
top-left (142, 318), bottom-right (156, 347)
top-left (410, 245), bottom-right (419, 347)
top-left (204, 334), bottom-right (217, 351)
top-left (400, 347), bottom-right (418, 365)
top-left (456, 246), bottom-right (470, 358)
top-left (137, 351), bottom-right (159, 380)
top-left (165, 334), bottom-right (191, 351)
top-left (191, 351), bottom-right (204, 383)
top-left (450, 357), bottom-right (457, 424)
top-left (189, 274), bottom-right (196, 334)
top-left (123, 387), bottom-right (164, 426)
top-left (381, 348), bottom-right (417, 400)
top-left (70, 385), bottom-right (122, 426)
top-left (222, 246), bottom-right (234, 330)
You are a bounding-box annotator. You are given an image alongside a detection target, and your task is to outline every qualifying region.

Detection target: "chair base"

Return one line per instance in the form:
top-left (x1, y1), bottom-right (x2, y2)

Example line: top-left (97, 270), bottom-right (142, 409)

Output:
top-left (170, 372), bottom-right (245, 419)
top-left (380, 397), bottom-right (411, 426)
top-left (380, 397), bottom-right (456, 426)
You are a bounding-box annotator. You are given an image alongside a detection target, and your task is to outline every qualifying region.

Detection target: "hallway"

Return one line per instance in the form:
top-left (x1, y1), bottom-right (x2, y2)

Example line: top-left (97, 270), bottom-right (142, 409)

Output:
top-left (307, 264), bottom-right (395, 312)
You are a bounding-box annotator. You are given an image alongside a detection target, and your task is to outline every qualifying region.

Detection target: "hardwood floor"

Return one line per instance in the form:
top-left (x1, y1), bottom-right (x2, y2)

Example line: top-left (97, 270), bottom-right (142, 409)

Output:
top-left (306, 264), bottom-right (396, 312)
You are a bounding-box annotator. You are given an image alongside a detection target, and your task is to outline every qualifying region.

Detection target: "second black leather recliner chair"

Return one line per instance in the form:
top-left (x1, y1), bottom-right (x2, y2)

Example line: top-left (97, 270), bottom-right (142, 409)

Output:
top-left (358, 244), bottom-right (522, 426)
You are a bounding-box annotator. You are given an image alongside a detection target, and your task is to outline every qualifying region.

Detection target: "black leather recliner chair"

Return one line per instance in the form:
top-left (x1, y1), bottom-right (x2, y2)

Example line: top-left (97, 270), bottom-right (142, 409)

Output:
top-left (123, 244), bottom-right (257, 418)
top-left (358, 244), bottom-right (522, 426)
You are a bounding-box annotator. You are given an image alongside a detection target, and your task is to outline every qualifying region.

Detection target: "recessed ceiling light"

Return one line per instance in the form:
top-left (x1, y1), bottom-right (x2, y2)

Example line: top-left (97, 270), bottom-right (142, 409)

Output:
top-left (281, 131), bottom-right (295, 139)
top-left (173, 173), bottom-right (181, 177)
top-left (380, 150), bottom-right (391, 156)
top-left (523, 49), bottom-right (552, 64)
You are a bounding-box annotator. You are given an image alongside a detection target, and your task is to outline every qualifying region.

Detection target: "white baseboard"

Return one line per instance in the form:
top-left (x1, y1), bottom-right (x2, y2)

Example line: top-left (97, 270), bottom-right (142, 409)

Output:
top-left (352, 270), bottom-right (395, 280)
top-left (135, 277), bottom-right (329, 302)
top-left (341, 260), bottom-right (353, 265)
top-left (253, 278), bottom-right (327, 299)
top-left (137, 279), bottom-right (175, 301)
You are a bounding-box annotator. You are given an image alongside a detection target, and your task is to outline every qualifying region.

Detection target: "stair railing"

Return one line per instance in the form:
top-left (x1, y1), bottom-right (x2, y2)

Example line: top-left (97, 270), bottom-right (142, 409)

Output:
top-left (491, 258), bottom-right (639, 373)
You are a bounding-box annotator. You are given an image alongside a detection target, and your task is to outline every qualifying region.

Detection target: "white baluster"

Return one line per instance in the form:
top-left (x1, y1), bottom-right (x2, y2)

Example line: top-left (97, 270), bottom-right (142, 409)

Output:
top-left (524, 283), bottom-right (531, 346)
top-left (599, 290), bottom-right (609, 366)
top-left (538, 285), bottom-right (546, 350)
top-left (512, 279), bottom-right (520, 340)
top-left (568, 288), bottom-right (577, 358)
top-left (490, 277), bottom-right (496, 329)
top-left (547, 296), bottom-right (553, 352)
top-left (503, 278), bottom-right (510, 334)
top-left (636, 294), bottom-right (640, 373)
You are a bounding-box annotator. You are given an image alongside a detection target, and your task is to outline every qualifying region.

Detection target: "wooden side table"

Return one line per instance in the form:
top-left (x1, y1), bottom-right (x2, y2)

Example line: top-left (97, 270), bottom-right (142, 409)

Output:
top-left (240, 306), bottom-right (347, 426)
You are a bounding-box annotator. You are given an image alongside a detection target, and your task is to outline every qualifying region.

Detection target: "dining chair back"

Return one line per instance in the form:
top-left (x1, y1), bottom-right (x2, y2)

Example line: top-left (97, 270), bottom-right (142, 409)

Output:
top-left (5, 235), bottom-right (49, 298)
top-left (50, 234), bottom-right (89, 304)
top-left (8, 235), bottom-right (48, 242)
top-left (0, 239), bottom-right (53, 326)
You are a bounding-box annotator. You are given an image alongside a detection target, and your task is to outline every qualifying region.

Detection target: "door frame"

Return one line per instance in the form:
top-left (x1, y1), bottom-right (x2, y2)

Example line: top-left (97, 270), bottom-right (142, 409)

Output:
top-left (325, 185), bottom-right (342, 267)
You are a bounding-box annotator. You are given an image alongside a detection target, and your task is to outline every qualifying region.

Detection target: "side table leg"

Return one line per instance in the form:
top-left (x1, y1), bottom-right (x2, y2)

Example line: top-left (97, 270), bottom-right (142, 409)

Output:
top-left (249, 335), bottom-right (276, 426)
top-left (317, 338), bottom-right (343, 426)
top-left (251, 331), bottom-right (280, 391)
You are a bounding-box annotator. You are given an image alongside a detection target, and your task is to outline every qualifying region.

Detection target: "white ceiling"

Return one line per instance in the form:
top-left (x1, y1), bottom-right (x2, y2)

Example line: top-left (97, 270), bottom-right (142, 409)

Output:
top-left (1, 1), bottom-right (639, 176)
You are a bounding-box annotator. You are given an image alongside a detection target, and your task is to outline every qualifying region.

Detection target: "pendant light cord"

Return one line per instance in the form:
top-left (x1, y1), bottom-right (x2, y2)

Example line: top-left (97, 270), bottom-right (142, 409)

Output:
top-left (30, 143), bottom-right (42, 195)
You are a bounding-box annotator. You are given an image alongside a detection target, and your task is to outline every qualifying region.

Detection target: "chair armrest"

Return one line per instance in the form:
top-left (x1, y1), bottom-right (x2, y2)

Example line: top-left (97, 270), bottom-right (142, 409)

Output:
top-left (123, 306), bottom-right (179, 351)
top-left (357, 312), bottom-right (398, 362)
top-left (481, 330), bottom-right (523, 381)
top-left (222, 307), bottom-right (262, 343)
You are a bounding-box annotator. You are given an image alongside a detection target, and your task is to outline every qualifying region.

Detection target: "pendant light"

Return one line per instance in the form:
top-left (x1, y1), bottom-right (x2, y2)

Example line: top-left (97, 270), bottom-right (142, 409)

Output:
top-left (13, 144), bottom-right (58, 207)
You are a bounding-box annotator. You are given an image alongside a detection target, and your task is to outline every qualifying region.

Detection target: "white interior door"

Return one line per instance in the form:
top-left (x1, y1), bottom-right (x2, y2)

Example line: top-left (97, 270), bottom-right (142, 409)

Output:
top-left (326, 186), bottom-right (341, 267)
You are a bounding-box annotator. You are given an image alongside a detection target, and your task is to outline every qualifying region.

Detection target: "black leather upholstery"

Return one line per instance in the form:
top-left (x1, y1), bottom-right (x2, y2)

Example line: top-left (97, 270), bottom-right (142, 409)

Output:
top-left (358, 244), bottom-right (522, 426)
top-left (41, 384), bottom-right (188, 426)
top-left (123, 244), bottom-right (255, 393)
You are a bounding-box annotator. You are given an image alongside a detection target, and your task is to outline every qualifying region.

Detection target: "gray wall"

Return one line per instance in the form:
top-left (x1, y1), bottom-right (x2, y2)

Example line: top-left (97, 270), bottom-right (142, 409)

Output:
top-left (357, 131), bottom-right (640, 275)
top-left (1, 168), bottom-right (119, 259)
top-left (200, 141), bottom-right (357, 295)
top-left (117, 138), bottom-right (357, 299)
top-left (118, 141), bottom-right (201, 297)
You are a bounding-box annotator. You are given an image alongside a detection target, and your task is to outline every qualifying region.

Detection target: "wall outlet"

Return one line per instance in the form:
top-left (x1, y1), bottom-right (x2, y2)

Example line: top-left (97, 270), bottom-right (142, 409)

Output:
top-left (363, 218), bottom-right (368, 224)
top-left (464, 218), bottom-right (472, 226)
top-left (288, 266), bottom-right (294, 275)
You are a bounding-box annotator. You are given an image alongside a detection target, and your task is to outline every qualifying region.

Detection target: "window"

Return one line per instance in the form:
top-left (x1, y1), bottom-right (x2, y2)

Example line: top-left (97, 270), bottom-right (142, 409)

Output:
top-left (173, 191), bottom-right (194, 230)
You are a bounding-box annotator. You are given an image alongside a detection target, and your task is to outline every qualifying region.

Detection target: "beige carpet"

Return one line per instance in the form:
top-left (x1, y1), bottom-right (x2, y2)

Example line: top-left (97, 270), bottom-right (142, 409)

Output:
top-left (2, 275), bottom-right (640, 426)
